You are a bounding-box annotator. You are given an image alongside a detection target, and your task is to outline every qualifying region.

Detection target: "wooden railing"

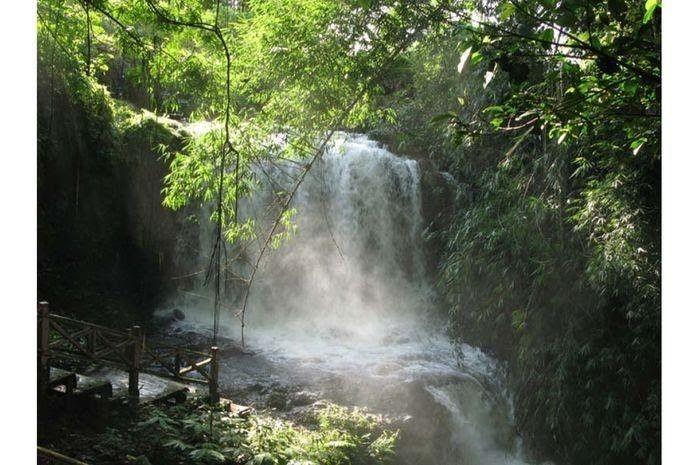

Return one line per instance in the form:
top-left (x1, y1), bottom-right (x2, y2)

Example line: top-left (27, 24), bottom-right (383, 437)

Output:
top-left (37, 301), bottom-right (219, 404)
top-left (141, 343), bottom-right (219, 386)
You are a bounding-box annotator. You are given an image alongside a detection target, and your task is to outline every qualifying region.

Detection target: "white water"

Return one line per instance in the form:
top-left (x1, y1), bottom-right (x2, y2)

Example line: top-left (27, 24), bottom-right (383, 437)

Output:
top-left (167, 133), bottom-right (538, 465)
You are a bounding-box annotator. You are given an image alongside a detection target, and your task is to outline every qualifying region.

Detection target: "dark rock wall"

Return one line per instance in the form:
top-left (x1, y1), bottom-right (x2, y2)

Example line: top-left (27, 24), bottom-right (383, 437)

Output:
top-left (37, 76), bottom-right (192, 328)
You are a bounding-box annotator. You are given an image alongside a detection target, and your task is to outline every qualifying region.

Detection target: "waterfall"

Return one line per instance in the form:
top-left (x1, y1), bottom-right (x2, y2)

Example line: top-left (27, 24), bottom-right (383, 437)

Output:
top-left (246, 133), bottom-right (432, 336)
top-left (167, 133), bottom-right (540, 465)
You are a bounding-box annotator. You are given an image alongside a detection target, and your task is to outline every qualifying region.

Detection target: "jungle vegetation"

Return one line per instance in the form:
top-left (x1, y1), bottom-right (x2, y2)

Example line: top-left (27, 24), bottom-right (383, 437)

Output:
top-left (37, 1), bottom-right (661, 464)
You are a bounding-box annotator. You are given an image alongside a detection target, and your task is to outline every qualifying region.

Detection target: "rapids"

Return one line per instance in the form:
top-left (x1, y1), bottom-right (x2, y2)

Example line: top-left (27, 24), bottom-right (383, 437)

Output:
top-left (163, 133), bottom-right (542, 465)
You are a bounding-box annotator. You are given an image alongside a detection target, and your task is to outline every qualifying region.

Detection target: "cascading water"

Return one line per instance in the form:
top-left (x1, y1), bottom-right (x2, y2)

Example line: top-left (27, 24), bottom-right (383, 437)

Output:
top-left (165, 133), bottom-right (540, 465)
top-left (246, 134), bottom-right (432, 335)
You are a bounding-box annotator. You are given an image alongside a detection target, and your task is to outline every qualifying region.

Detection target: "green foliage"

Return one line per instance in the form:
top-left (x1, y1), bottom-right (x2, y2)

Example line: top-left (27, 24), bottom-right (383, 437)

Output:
top-left (39, 0), bottom-right (463, 245)
top-left (375, 1), bottom-right (662, 464)
top-left (368, 1), bottom-right (660, 464)
top-left (116, 400), bottom-right (397, 465)
top-left (38, 0), bottom-right (232, 116)
top-left (246, 404), bottom-right (397, 465)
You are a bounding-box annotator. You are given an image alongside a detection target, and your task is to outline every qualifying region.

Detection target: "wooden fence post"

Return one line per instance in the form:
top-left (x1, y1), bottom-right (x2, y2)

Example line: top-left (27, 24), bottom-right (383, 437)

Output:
top-left (128, 325), bottom-right (142, 405)
top-left (87, 326), bottom-right (96, 357)
top-left (38, 302), bottom-right (51, 398)
top-left (209, 346), bottom-right (219, 404)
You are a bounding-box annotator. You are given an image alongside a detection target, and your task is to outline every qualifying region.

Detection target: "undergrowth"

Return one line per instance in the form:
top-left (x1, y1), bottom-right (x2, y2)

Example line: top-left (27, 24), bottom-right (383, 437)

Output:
top-left (39, 399), bottom-right (398, 465)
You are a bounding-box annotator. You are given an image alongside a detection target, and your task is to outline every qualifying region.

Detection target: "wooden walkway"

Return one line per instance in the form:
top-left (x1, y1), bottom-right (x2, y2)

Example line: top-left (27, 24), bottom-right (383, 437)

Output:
top-left (38, 301), bottom-right (219, 406)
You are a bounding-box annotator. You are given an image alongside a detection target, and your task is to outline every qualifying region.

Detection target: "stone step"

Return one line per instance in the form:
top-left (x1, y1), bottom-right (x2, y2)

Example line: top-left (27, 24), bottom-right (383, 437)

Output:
top-left (49, 367), bottom-right (112, 398)
top-left (74, 372), bottom-right (113, 398)
top-left (48, 367), bottom-right (78, 394)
